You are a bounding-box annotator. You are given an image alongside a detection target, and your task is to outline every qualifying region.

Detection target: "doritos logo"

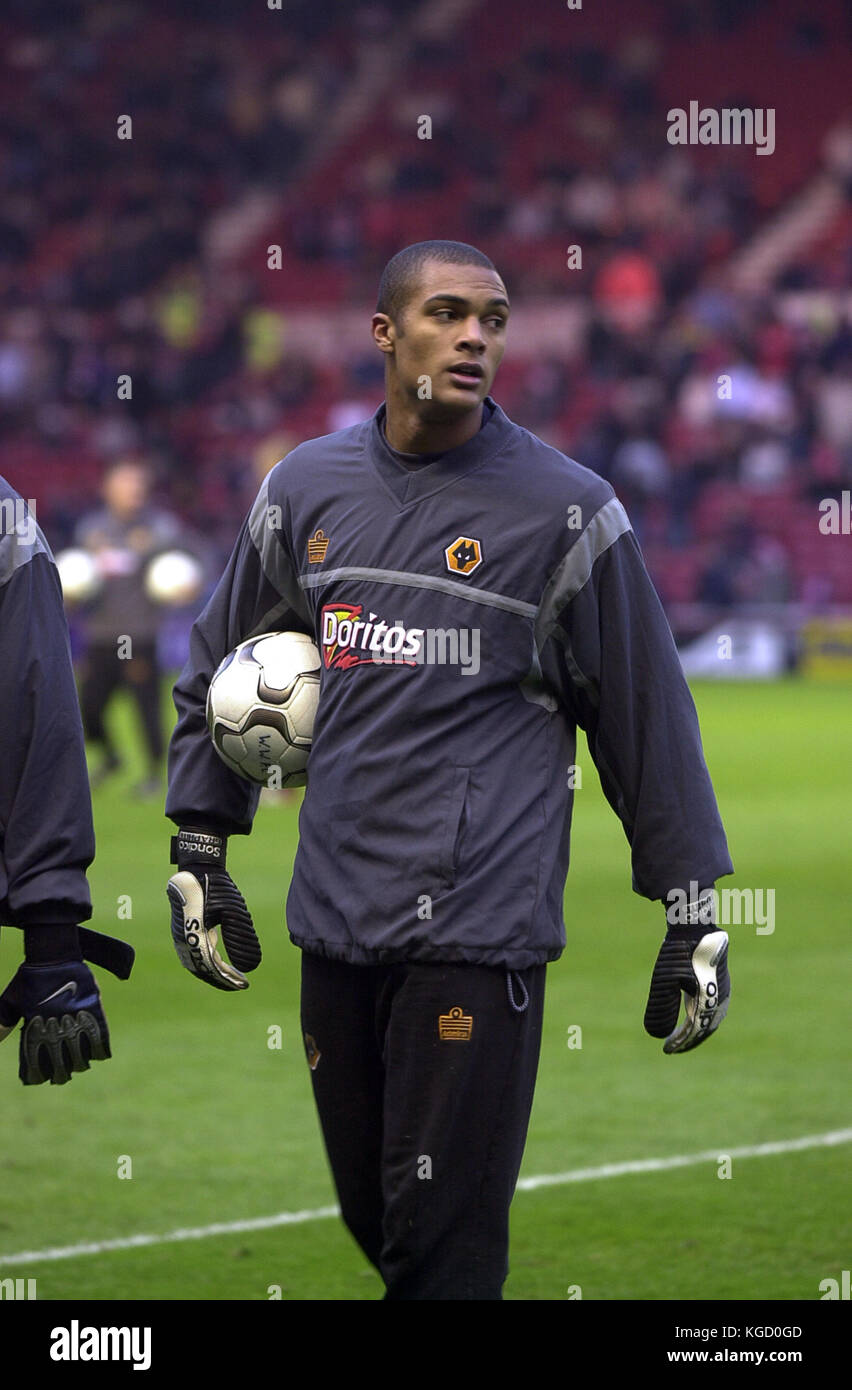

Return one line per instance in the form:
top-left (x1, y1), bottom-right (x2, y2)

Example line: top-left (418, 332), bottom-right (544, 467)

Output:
top-left (321, 602), bottom-right (424, 670)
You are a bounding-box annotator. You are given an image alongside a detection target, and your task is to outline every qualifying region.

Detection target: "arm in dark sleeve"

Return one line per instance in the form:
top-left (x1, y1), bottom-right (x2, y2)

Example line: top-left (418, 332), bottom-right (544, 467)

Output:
top-left (0, 535), bottom-right (94, 929)
top-left (166, 469), bottom-right (312, 836)
top-left (538, 496), bottom-right (733, 901)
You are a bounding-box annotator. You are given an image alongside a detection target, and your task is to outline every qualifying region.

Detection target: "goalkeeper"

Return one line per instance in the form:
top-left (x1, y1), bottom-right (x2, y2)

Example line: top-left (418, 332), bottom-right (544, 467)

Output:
top-left (166, 240), bottom-right (732, 1300)
top-left (0, 479), bottom-right (133, 1085)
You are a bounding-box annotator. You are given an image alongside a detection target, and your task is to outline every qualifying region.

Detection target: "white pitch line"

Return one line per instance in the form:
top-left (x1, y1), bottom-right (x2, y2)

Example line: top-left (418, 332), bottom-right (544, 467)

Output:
top-left (516, 1126), bottom-right (852, 1191)
top-left (0, 1206), bottom-right (341, 1269)
top-left (1, 1128), bottom-right (849, 1269)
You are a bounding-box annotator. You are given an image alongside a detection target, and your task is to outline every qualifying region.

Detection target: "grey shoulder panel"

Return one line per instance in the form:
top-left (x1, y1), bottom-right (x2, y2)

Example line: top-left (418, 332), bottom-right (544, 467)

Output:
top-left (529, 496), bottom-right (633, 710)
top-left (534, 496), bottom-right (631, 650)
top-left (247, 474), bottom-right (277, 582)
top-left (247, 473), bottom-right (298, 596)
top-left (246, 473), bottom-right (311, 631)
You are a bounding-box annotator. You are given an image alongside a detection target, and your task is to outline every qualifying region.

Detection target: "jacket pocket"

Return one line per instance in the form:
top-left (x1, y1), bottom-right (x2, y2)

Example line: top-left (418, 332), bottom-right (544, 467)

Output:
top-left (437, 766), bottom-right (471, 886)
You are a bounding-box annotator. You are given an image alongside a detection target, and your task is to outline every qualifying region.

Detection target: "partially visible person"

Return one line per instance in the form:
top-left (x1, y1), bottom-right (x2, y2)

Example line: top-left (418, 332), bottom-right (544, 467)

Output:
top-left (0, 479), bottom-right (134, 1085)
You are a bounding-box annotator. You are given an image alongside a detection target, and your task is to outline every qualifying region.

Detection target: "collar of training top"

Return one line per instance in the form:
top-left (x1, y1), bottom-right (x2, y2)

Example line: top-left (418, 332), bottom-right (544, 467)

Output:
top-left (368, 396), bottom-right (508, 509)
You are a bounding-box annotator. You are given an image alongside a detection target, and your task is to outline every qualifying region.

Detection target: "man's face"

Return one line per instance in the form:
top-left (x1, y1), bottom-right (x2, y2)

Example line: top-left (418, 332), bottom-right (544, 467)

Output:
top-left (103, 464), bottom-right (149, 520)
top-left (375, 260), bottom-right (510, 415)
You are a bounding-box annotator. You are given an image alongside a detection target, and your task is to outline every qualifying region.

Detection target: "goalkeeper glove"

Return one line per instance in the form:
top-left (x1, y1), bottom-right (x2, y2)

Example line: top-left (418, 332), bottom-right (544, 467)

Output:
top-left (0, 924), bottom-right (134, 1085)
top-left (167, 826), bottom-right (261, 991)
top-left (644, 889), bottom-right (730, 1054)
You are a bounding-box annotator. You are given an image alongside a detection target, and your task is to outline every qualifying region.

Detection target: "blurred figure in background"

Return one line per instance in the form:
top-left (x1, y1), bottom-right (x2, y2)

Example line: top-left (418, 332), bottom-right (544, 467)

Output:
top-left (74, 459), bottom-right (187, 798)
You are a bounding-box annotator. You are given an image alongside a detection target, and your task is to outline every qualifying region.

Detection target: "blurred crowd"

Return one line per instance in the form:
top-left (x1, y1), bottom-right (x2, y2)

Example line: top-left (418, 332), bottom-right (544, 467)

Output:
top-left (1, 0), bottom-right (850, 611)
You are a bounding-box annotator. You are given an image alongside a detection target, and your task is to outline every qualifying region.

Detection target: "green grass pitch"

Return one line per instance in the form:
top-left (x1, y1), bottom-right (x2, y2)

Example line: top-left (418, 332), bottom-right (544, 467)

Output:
top-left (0, 677), bottom-right (849, 1301)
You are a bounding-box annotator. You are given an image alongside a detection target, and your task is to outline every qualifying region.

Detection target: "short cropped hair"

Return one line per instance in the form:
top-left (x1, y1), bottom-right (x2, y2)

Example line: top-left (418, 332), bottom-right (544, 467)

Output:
top-left (375, 240), bottom-right (498, 322)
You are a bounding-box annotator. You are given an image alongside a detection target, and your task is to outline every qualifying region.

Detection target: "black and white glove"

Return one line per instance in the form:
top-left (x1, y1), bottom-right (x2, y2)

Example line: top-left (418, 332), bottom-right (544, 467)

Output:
top-left (0, 925), bottom-right (135, 1085)
top-left (645, 890), bottom-right (730, 1054)
top-left (167, 827), bottom-right (261, 991)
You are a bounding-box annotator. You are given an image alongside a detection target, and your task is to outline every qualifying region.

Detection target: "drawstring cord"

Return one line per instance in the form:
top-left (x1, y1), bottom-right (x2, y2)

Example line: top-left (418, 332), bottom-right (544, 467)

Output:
top-left (505, 968), bottom-right (530, 1013)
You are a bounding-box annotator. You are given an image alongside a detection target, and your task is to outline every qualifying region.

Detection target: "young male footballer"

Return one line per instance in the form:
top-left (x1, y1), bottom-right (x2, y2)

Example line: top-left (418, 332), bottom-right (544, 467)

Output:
top-left (0, 479), bottom-right (134, 1085)
top-left (166, 240), bottom-right (733, 1300)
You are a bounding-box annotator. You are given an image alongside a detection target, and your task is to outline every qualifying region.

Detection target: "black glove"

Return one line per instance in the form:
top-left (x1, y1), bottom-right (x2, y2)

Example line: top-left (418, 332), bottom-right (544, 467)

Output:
top-left (645, 890), bottom-right (730, 1053)
top-left (0, 925), bottom-right (134, 1085)
top-left (167, 826), bottom-right (261, 991)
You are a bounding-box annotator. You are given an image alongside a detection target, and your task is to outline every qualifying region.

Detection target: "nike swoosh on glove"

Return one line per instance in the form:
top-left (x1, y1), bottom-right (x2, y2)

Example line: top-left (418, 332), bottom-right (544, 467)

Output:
top-left (0, 959), bottom-right (111, 1085)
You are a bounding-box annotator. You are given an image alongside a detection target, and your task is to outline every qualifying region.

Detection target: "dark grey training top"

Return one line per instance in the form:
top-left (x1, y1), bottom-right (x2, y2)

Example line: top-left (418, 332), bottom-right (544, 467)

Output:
top-left (0, 477), bottom-right (94, 928)
top-left (167, 397), bottom-right (732, 968)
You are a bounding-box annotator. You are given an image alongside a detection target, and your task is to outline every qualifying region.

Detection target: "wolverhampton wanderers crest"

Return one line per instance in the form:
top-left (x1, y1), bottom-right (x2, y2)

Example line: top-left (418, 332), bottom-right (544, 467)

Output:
top-left (444, 536), bottom-right (482, 577)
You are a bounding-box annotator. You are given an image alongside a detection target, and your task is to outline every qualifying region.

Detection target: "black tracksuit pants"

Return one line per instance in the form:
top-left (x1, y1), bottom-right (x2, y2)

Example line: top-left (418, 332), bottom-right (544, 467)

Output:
top-left (79, 639), bottom-right (164, 767)
top-left (300, 952), bottom-right (546, 1300)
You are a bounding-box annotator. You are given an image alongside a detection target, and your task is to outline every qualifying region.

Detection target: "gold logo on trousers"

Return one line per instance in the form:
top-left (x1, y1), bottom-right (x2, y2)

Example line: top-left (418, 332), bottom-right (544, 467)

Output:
top-left (438, 1007), bottom-right (473, 1041)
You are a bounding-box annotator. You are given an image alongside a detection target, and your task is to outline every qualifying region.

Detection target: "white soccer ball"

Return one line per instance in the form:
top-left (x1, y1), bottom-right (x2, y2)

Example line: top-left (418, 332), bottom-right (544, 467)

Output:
top-left (145, 550), bottom-right (204, 606)
top-left (55, 548), bottom-right (103, 605)
top-left (206, 631), bottom-right (321, 787)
